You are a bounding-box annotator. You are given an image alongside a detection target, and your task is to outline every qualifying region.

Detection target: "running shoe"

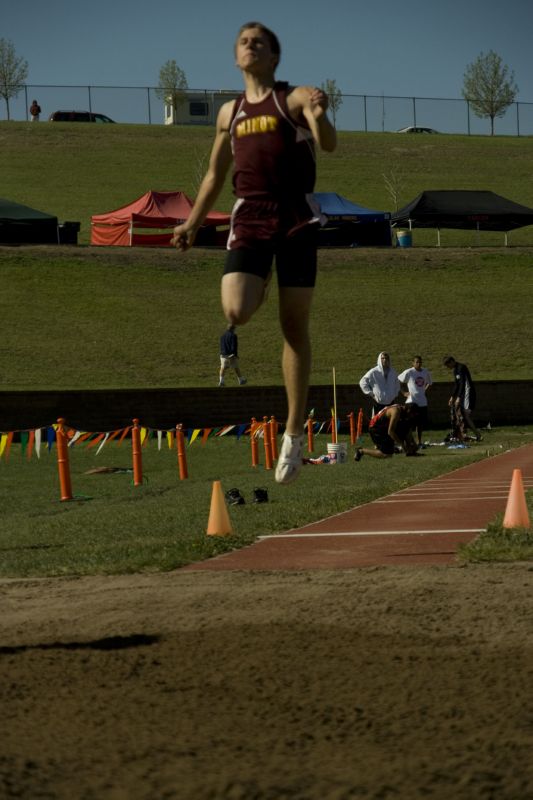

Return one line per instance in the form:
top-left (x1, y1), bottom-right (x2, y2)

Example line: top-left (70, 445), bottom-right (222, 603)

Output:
top-left (275, 433), bottom-right (304, 485)
top-left (354, 448), bottom-right (363, 462)
top-left (225, 488), bottom-right (245, 505)
top-left (252, 487), bottom-right (269, 503)
top-left (238, 377), bottom-right (247, 385)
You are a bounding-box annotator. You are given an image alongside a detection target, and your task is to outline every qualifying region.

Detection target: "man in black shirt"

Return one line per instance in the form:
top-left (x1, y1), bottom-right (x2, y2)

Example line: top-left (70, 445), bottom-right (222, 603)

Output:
top-left (443, 356), bottom-right (482, 441)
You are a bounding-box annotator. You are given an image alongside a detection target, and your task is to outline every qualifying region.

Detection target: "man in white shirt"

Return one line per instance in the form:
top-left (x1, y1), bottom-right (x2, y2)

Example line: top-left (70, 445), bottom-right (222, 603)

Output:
top-left (398, 355), bottom-right (432, 446)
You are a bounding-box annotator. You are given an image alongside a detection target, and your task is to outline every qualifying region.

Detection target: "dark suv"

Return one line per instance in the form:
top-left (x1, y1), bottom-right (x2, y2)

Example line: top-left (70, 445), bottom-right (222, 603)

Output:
top-left (48, 111), bottom-right (115, 123)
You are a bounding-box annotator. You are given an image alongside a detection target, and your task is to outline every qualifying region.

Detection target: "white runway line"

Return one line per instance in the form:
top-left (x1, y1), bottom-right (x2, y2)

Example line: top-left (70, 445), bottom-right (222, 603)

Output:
top-left (259, 529), bottom-right (484, 540)
top-left (376, 495), bottom-right (508, 503)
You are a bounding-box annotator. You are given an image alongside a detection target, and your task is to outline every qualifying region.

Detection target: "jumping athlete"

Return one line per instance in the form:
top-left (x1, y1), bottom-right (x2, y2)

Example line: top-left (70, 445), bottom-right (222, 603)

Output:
top-left (171, 21), bottom-right (337, 484)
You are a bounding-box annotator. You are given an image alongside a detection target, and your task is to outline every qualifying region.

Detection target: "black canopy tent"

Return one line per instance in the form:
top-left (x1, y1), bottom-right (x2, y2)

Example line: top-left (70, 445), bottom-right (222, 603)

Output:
top-left (0, 198), bottom-right (59, 244)
top-left (391, 190), bottom-right (533, 245)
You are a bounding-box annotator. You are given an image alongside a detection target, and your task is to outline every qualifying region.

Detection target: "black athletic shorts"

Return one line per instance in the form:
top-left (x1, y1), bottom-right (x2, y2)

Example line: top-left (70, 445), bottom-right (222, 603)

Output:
top-left (369, 428), bottom-right (395, 455)
top-left (224, 197), bottom-right (319, 288)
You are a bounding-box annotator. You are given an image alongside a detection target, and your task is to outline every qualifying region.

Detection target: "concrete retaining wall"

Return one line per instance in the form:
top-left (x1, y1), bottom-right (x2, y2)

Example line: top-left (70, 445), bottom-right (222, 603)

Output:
top-left (1, 381), bottom-right (531, 431)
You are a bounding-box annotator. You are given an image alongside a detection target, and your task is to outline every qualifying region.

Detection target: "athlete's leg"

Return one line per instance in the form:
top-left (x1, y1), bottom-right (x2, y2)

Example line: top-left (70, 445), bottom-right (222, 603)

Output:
top-left (462, 408), bottom-right (481, 439)
top-left (278, 286), bottom-right (314, 435)
top-left (355, 447), bottom-right (391, 460)
top-left (221, 272), bottom-right (265, 325)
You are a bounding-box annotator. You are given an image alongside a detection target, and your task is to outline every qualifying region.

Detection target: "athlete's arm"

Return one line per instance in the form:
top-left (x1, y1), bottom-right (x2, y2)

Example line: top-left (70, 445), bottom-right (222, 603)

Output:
top-left (288, 86), bottom-right (337, 152)
top-left (171, 102), bottom-right (234, 251)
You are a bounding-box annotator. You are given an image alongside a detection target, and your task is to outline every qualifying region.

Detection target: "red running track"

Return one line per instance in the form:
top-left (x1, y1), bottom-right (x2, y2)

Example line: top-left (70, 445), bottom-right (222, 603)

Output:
top-left (183, 444), bottom-right (533, 571)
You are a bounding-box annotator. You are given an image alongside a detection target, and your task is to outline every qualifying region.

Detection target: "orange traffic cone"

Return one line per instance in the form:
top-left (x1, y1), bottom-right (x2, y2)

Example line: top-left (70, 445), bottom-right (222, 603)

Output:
top-left (206, 480), bottom-right (233, 536)
top-left (502, 469), bottom-right (531, 530)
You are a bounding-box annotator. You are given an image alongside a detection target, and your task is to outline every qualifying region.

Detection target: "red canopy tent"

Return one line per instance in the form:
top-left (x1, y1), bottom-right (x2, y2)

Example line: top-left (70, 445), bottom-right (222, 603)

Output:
top-left (91, 190), bottom-right (230, 247)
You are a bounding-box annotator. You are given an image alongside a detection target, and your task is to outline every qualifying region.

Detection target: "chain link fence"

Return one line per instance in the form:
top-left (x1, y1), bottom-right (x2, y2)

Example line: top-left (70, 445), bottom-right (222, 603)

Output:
top-left (4, 84), bottom-right (533, 136)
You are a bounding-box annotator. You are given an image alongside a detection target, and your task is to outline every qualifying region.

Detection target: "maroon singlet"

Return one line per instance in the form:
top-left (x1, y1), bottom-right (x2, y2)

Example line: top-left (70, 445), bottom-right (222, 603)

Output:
top-left (229, 81), bottom-right (317, 201)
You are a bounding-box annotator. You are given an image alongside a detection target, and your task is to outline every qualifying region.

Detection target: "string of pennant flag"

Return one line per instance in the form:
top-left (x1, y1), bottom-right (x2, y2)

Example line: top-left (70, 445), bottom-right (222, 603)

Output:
top-left (0, 415), bottom-right (356, 462)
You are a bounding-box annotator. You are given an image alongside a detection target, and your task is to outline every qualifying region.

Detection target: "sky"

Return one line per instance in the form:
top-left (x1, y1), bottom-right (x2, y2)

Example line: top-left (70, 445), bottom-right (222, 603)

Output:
top-left (3, 0), bottom-right (533, 132)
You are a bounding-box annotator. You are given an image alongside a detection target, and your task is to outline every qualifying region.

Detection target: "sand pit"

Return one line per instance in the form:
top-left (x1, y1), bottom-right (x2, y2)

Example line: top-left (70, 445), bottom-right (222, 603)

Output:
top-left (1, 564), bottom-right (532, 799)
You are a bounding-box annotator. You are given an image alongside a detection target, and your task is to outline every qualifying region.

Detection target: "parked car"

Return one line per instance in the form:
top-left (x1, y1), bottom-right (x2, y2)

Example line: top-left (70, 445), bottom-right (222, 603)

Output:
top-left (397, 126), bottom-right (438, 134)
top-left (48, 111), bottom-right (115, 123)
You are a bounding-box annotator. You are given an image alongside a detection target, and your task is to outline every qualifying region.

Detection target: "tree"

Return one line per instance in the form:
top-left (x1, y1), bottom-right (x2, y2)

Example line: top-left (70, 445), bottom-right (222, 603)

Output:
top-left (0, 38), bottom-right (28, 120)
top-left (320, 78), bottom-right (342, 128)
top-left (382, 167), bottom-right (404, 212)
top-left (156, 60), bottom-right (188, 120)
top-left (462, 50), bottom-right (518, 136)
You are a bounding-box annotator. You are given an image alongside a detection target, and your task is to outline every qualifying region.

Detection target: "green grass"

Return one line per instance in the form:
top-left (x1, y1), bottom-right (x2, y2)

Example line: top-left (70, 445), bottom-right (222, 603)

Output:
top-left (2, 122), bottom-right (533, 245)
top-left (1, 246), bottom-right (533, 388)
top-left (459, 514), bottom-right (533, 563)
top-left (2, 427), bottom-right (531, 577)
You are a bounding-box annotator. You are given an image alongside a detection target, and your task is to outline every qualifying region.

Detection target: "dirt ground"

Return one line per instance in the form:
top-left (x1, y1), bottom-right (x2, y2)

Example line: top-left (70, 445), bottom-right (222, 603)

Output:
top-left (1, 564), bottom-right (533, 800)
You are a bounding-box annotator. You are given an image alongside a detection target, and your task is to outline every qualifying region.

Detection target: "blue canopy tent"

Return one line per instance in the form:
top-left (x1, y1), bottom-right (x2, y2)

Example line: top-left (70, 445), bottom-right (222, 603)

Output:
top-left (313, 193), bottom-right (392, 247)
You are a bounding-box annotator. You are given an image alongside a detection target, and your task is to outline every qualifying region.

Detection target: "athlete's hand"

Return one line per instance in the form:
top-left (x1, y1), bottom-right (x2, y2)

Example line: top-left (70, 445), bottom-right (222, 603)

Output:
top-left (171, 224), bottom-right (195, 251)
top-left (309, 87), bottom-right (329, 116)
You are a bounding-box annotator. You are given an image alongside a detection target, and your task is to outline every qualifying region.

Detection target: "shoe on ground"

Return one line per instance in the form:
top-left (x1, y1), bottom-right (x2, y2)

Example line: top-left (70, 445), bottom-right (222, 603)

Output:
top-left (253, 487), bottom-right (269, 503)
top-left (354, 448), bottom-right (363, 462)
top-left (218, 379), bottom-right (225, 387)
top-left (225, 488), bottom-right (245, 505)
top-left (275, 433), bottom-right (304, 485)
top-left (238, 377), bottom-right (247, 385)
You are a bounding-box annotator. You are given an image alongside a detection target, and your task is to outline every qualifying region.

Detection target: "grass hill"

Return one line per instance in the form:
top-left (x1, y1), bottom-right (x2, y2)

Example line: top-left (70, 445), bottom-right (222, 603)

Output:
top-left (0, 121), bottom-right (533, 389)
top-left (2, 121), bottom-right (533, 245)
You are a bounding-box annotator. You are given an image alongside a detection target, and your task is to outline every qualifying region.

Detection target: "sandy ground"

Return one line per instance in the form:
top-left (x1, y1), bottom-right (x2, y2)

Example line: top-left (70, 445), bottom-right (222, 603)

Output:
top-left (1, 564), bottom-right (533, 800)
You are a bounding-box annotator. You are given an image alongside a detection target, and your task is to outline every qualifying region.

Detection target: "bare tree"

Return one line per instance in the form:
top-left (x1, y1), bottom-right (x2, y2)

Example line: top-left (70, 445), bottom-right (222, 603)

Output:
top-left (191, 148), bottom-right (209, 198)
top-left (156, 60), bottom-right (188, 121)
top-left (320, 78), bottom-right (342, 127)
top-left (382, 167), bottom-right (404, 211)
top-left (462, 50), bottom-right (518, 136)
top-left (0, 38), bottom-right (28, 120)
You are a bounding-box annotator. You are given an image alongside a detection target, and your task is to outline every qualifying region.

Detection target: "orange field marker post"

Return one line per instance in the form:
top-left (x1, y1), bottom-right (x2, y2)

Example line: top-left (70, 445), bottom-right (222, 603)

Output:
top-left (270, 415), bottom-right (279, 460)
top-left (131, 419), bottom-right (143, 486)
top-left (206, 480), bottom-right (233, 536)
top-left (55, 418), bottom-right (73, 501)
top-left (250, 417), bottom-right (259, 467)
top-left (356, 408), bottom-right (364, 441)
top-left (263, 416), bottom-right (273, 470)
top-left (307, 416), bottom-right (314, 453)
top-left (503, 468), bottom-right (531, 529)
top-left (348, 411), bottom-right (356, 445)
top-left (176, 424), bottom-right (189, 480)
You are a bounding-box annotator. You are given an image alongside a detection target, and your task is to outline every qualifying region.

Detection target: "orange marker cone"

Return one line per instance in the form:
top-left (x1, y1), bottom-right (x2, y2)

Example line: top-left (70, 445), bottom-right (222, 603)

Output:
top-left (502, 469), bottom-right (530, 530)
top-left (206, 480), bottom-right (233, 536)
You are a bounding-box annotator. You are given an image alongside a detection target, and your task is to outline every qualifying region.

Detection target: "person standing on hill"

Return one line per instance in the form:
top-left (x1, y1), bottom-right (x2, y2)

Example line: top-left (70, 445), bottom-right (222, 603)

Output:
top-left (359, 352), bottom-right (400, 417)
top-left (29, 100), bottom-right (41, 121)
top-left (219, 324), bottom-right (247, 386)
top-left (398, 355), bottom-right (432, 446)
top-left (171, 21), bottom-right (337, 484)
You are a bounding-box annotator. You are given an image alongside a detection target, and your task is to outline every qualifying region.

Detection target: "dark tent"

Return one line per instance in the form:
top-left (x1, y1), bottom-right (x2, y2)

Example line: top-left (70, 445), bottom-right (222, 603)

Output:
top-left (314, 193), bottom-right (392, 246)
top-left (391, 190), bottom-right (533, 244)
top-left (0, 198), bottom-right (59, 244)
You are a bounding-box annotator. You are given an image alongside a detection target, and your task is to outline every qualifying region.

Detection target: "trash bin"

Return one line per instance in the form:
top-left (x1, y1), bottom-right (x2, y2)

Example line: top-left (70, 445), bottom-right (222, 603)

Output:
top-left (58, 221), bottom-right (80, 245)
top-left (396, 229), bottom-right (412, 248)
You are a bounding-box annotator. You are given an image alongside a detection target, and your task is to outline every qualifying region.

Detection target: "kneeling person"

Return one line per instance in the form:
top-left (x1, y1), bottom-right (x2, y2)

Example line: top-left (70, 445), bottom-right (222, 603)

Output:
top-left (355, 404), bottom-right (420, 461)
